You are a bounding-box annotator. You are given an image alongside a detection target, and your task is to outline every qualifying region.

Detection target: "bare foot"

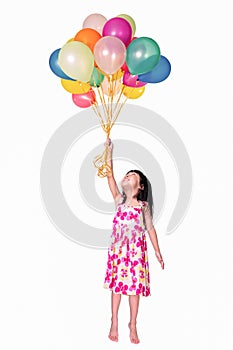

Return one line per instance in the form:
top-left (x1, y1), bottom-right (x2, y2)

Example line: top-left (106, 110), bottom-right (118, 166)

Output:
top-left (108, 318), bottom-right (118, 342)
top-left (128, 322), bottom-right (140, 344)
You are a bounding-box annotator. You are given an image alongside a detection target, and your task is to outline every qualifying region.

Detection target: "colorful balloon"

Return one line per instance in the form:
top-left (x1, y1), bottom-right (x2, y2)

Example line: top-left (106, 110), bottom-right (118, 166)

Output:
top-left (74, 28), bottom-right (102, 52)
top-left (82, 13), bottom-right (107, 35)
top-left (138, 55), bottom-right (171, 83)
top-left (126, 36), bottom-right (160, 75)
top-left (102, 17), bottom-right (132, 46)
top-left (90, 67), bottom-right (104, 87)
top-left (121, 61), bottom-right (129, 72)
top-left (122, 85), bottom-right (145, 99)
top-left (61, 79), bottom-right (90, 94)
top-left (123, 71), bottom-right (147, 87)
top-left (117, 14), bottom-right (136, 36)
top-left (94, 36), bottom-right (126, 75)
top-left (49, 49), bottom-right (74, 80)
top-left (72, 88), bottom-right (96, 108)
top-left (58, 41), bottom-right (94, 82)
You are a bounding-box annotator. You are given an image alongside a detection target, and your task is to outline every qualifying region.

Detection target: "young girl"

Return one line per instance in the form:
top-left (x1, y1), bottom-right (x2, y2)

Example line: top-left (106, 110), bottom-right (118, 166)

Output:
top-left (103, 138), bottom-right (164, 344)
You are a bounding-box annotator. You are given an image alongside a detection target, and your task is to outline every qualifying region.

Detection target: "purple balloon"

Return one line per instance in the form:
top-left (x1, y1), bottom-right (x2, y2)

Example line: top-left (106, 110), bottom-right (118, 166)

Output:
top-left (123, 71), bottom-right (147, 87)
top-left (102, 17), bottom-right (132, 46)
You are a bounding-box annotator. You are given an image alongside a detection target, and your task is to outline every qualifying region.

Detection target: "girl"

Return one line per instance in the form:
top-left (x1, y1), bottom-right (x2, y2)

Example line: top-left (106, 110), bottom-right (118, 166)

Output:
top-left (103, 138), bottom-right (164, 344)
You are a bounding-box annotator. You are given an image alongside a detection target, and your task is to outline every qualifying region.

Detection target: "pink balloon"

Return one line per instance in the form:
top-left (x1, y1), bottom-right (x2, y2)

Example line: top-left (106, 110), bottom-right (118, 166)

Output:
top-left (72, 88), bottom-right (96, 108)
top-left (102, 17), bottom-right (132, 46)
top-left (94, 36), bottom-right (126, 75)
top-left (82, 13), bottom-right (107, 35)
top-left (123, 71), bottom-right (147, 88)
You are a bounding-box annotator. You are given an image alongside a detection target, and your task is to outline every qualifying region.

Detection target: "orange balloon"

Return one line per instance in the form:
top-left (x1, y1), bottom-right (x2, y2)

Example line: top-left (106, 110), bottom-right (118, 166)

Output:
top-left (74, 28), bottom-right (101, 52)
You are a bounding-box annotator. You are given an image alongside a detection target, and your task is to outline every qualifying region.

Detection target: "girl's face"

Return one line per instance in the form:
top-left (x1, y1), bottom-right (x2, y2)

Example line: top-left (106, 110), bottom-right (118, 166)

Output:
top-left (121, 171), bottom-right (141, 191)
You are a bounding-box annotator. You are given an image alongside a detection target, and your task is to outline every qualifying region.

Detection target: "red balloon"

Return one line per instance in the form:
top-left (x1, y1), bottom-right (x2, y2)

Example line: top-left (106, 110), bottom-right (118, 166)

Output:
top-left (121, 61), bottom-right (129, 72)
top-left (72, 88), bottom-right (96, 108)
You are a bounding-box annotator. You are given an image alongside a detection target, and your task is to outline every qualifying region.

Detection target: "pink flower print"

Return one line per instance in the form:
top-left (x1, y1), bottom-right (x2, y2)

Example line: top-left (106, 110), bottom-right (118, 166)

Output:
top-left (113, 265), bottom-right (118, 274)
top-left (130, 248), bottom-right (137, 258)
top-left (130, 266), bottom-right (136, 276)
top-left (139, 270), bottom-right (145, 279)
top-left (138, 257), bottom-right (145, 268)
top-left (109, 277), bottom-right (117, 289)
top-left (131, 260), bottom-right (139, 268)
top-left (136, 237), bottom-right (144, 250)
top-left (129, 284), bottom-right (136, 291)
top-left (126, 211), bottom-right (138, 220)
top-left (104, 271), bottom-right (112, 283)
top-left (136, 283), bottom-right (143, 295)
top-left (148, 272), bottom-right (150, 283)
top-left (122, 284), bottom-right (128, 294)
top-left (117, 258), bottom-right (121, 265)
top-left (134, 208), bottom-right (141, 213)
top-left (118, 281), bottom-right (123, 289)
top-left (120, 212), bottom-right (127, 220)
top-left (122, 255), bottom-right (131, 267)
top-left (121, 268), bottom-right (128, 278)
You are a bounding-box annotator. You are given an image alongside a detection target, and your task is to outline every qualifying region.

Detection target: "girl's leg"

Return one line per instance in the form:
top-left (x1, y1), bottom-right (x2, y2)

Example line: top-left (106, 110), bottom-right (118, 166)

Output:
top-left (128, 295), bottom-right (140, 344)
top-left (108, 291), bottom-right (121, 342)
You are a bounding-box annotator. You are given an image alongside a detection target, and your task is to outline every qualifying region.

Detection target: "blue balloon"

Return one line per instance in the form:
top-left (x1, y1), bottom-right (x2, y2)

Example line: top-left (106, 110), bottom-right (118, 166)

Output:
top-left (49, 48), bottom-right (74, 80)
top-left (138, 55), bottom-right (171, 83)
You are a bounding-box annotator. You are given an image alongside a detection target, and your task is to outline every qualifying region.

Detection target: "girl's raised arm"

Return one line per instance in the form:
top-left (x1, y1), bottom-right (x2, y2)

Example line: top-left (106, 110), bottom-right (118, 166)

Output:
top-left (105, 138), bottom-right (121, 202)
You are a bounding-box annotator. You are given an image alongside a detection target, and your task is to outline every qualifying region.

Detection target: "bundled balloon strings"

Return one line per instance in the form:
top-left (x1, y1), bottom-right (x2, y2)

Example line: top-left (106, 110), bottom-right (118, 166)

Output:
top-left (90, 70), bottom-right (129, 177)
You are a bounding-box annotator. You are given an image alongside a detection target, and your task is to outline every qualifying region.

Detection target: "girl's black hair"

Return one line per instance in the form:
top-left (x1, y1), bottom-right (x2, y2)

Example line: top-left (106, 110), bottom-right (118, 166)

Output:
top-left (121, 169), bottom-right (154, 218)
top-left (125, 169), bottom-right (148, 201)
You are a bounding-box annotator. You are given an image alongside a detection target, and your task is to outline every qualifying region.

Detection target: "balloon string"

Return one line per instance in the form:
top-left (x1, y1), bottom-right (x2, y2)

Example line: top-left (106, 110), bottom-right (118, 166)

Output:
top-left (91, 71), bottom-right (128, 178)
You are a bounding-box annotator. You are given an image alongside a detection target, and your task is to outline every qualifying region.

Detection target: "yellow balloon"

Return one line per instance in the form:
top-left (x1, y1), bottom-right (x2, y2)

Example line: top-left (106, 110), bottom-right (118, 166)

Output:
top-left (61, 79), bottom-right (90, 94)
top-left (122, 85), bottom-right (145, 99)
top-left (66, 37), bottom-right (74, 43)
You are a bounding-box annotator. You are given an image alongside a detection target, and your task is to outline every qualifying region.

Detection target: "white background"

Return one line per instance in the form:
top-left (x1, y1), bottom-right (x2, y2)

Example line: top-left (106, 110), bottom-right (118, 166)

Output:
top-left (1, 1), bottom-right (233, 349)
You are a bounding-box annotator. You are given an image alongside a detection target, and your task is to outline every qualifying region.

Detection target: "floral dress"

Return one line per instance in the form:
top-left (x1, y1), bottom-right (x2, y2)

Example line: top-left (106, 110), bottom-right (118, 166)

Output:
top-left (103, 194), bottom-right (154, 297)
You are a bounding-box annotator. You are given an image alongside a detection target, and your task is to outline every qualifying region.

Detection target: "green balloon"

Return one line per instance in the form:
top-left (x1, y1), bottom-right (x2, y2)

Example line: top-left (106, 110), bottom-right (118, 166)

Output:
top-left (90, 67), bottom-right (104, 87)
top-left (126, 37), bottom-right (160, 75)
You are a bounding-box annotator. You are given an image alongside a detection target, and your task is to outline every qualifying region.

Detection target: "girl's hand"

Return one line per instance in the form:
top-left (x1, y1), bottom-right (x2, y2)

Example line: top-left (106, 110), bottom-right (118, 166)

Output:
top-left (105, 137), bottom-right (113, 150)
top-left (155, 251), bottom-right (165, 269)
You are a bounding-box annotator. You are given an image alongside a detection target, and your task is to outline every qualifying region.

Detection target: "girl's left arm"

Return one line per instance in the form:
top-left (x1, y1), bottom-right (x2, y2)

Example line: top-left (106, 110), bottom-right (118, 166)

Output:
top-left (144, 202), bottom-right (164, 269)
top-left (148, 227), bottom-right (165, 269)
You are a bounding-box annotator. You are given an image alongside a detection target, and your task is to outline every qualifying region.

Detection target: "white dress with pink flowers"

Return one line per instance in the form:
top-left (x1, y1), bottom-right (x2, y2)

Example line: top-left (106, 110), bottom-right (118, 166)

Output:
top-left (103, 194), bottom-right (154, 297)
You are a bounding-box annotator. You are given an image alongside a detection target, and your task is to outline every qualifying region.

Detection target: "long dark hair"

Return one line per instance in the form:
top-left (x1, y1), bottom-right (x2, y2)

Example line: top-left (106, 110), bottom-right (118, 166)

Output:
top-left (122, 169), bottom-right (154, 218)
top-left (126, 169), bottom-right (148, 201)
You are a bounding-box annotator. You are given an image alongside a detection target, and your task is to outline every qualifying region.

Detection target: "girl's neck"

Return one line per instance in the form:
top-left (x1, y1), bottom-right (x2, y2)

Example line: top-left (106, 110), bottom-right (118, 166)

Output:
top-left (124, 194), bottom-right (139, 206)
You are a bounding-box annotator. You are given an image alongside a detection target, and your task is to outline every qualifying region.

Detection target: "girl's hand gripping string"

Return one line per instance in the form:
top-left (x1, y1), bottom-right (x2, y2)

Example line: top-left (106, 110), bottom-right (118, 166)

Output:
top-left (105, 137), bottom-right (113, 164)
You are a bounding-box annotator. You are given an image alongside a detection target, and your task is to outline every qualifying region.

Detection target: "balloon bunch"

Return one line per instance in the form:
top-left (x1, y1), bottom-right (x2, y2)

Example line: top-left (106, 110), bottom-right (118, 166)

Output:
top-left (49, 13), bottom-right (171, 177)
